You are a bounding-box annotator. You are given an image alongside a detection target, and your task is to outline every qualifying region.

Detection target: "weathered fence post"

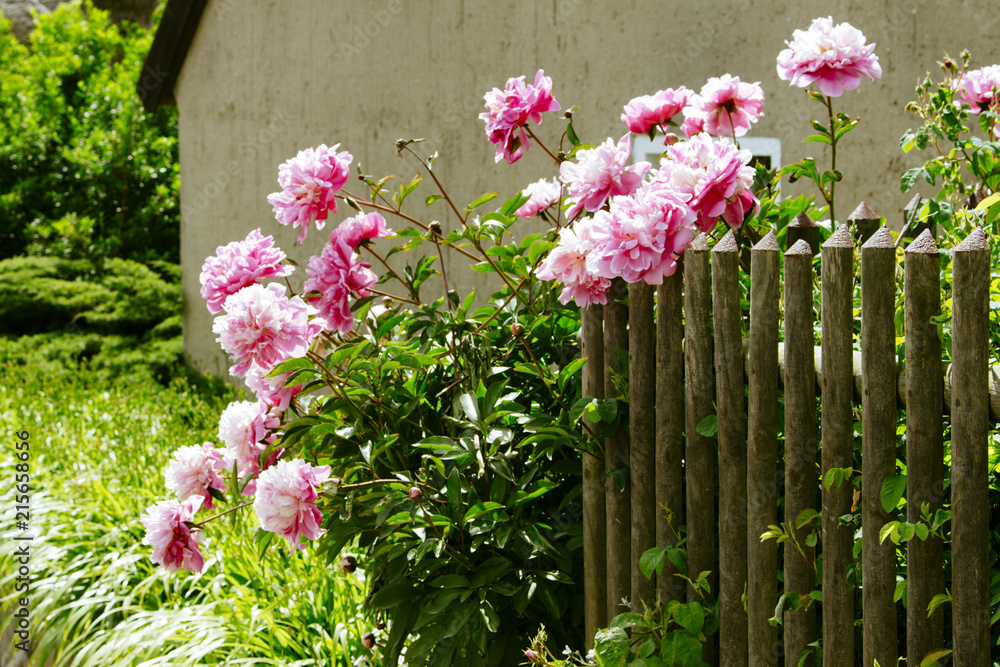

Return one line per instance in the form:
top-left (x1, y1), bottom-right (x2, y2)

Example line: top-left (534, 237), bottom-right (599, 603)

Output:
top-left (713, 231), bottom-right (748, 667)
top-left (684, 235), bottom-right (716, 648)
top-left (747, 231), bottom-right (780, 666)
top-left (847, 201), bottom-right (881, 245)
top-left (782, 239), bottom-right (817, 664)
top-left (820, 225), bottom-right (855, 667)
top-left (656, 270), bottom-right (685, 605)
top-left (951, 227), bottom-right (990, 665)
top-left (630, 282), bottom-right (656, 611)
top-left (860, 227), bottom-right (898, 667)
top-left (581, 305), bottom-right (607, 649)
top-left (903, 230), bottom-right (944, 663)
top-left (786, 212), bottom-right (822, 255)
top-left (604, 278), bottom-right (630, 621)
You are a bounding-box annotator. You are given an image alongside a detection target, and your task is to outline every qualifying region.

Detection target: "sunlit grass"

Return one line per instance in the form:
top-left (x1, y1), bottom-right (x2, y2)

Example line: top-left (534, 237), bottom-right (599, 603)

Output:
top-left (0, 360), bottom-right (371, 666)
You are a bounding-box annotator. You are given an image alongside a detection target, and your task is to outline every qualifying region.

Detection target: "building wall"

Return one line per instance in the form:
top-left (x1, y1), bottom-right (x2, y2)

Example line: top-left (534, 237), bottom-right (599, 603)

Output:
top-left (173, 0), bottom-right (1000, 375)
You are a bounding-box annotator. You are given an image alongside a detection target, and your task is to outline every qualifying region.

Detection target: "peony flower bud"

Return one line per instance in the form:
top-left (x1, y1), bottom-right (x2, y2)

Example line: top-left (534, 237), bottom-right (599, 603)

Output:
top-left (510, 323), bottom-right (525, 337)
top-left (362, 632), bottom-right (375, 650)
top-left (339, 555), bottom-right (357, 573)
top-left (409, 487), bottom-right (423, 501)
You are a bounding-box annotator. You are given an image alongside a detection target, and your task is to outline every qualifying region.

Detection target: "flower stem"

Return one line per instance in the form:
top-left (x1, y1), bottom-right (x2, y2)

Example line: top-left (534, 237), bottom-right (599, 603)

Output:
top-left (194, 501), bottom-right (253, 528)
top-left (826, 95), bottom-right (838, 228)
top-left (524, 125), bottom-right (561, 163)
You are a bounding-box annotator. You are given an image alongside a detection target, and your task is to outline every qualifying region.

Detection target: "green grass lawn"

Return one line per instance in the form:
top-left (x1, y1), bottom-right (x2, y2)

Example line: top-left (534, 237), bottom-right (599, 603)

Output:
top-left (0, 344), bottom-right (371, 666)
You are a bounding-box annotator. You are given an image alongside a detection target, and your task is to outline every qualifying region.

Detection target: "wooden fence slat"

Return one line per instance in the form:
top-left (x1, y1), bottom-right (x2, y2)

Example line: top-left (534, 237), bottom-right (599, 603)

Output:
top-left (684, 235), bottom-right (716, 663)
top-left (903, 230), bottom-right (945, 663)
top-left (581, 304), bottom-right (607, 649)
top-left (951, 227), bottom-right (991, 665)
top-left (747, 231), bottom-right (780, 667)
top-left (630, 282), bottom-right (656, 611)
top-left (820, 224), bottom-right (856, 667)
top-left (712, 231), bottom-right (748, 667)
top-left (860, 227), bottom-right (898, 667)
top-left (656, 270), bottom-right (685, 605)
top-left (782, 240), bottom-right (817, 665)
top-left (604, 278), bottom-right (630, 622)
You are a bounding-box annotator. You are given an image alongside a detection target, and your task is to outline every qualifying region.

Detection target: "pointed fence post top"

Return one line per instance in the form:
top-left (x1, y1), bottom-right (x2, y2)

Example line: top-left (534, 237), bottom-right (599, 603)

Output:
top-left (713, 230), bottom-right (739, 253)
top-left (785, 239), bottom-right (814, 256)
top-left (848, 201), bottom-right (880, 221)
top-left (905, 228), bottom-right (939, 255)
top-left (954, 226), bottom-right (989, 252)
top-left (689, 233), bottom-right (710, 253)
top-left (789, 211), bottom-right (819, 229)
top-left (823, 223), bottom-right (854, 248)
top-left (752, 230), bottom-right (780, 252)
top-left (861, 225), bottom-right (894, 249)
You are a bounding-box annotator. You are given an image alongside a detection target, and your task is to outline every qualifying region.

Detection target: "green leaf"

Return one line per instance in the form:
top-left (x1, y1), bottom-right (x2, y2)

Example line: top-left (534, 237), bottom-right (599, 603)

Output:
top-left (465, 192), bottom-right (499, 214)
top-left (594, 627), bottom-right (630, 667)
top-left (673, 602), bottom-right (705, 634)
top-left (566, 122), bottom-right (581, 147)
top-left (927, 592), bottom-right (951, 617)
top-left (795, 508), bottom-right (819, 529)
top-left (695, 414), bottom-right (718, 438)
top-left (429, 574), bottom-right (469, 588)
top-left (266, 356), bottom-right (315, 377)
top-left (881, 473), bottom-right (906, 513)
top-left (609, 612), bottom-right (646, 629)
top-left (369, 582), bottom-right (416, 610)
top-left (639, 547), bottom-right (666, 580)
top-left (919, 649), bottom-right (953, 666)
top-left (425, 194), bottom-right (445, 206)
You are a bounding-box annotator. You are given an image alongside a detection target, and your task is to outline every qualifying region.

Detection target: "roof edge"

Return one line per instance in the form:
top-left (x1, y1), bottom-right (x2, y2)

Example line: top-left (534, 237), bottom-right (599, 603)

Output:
top-left (137, 0), bottom-right (209, 112)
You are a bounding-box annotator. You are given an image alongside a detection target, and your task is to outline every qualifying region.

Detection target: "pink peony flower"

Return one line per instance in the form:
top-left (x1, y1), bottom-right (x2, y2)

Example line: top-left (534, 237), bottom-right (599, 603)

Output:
top-left (303, 233), bottom-right (377, 335)
top-left (621, 87), bottom-right (691, 135)
top-left (245, 361), bottom-right (303, 412)
top-left (586, 183), bottom-right (697, 284)
top-left (687, 75), bottom-right (764, 138)
top-left (777, 17), bottom-right (882, 97)
top-left (199, 229), bottom-right (294, 315)
top-left (333, 212), bottom-right (394, 249)
top-left (516, 178), bottom-right (562, 218)
top-left (267, 145), bottom-right (353, 242)
top-left (141, 496), bottom-right (206, 573)
top-left (218, 399), bottom-right (275, 476)
top-left (679, 115), bottom-right (705, 139)
top-left (560, 135), bottom-right (651, 219)
top-left (164, 442), bottom-right (227, 510)
top-left (480, 69), bottom-right (561, 164)
top-left (653, 134), bottom-right (759, 232)
top-left (213, 283), bottom-right (313, 378)
top-left (955, 65), bottom-right (1000, 114)
top-left (253, 458), bottom-right (332, 550)
top-left (535, 217), bottom-right (611, 307)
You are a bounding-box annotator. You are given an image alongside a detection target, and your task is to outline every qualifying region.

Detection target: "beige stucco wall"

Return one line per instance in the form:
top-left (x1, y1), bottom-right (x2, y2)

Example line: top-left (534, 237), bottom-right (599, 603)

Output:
top-left (173, 0), bottom-right (1000, 375)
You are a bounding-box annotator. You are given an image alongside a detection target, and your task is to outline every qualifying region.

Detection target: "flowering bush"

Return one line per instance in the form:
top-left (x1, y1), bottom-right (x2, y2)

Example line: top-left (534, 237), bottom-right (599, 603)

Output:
top-left (136, 15), bottom-right (920, 666)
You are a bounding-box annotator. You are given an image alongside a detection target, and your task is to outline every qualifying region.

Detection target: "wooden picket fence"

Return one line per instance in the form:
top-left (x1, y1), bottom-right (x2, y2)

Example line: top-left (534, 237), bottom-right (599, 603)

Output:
top-left (580, 209), bottom-right (993, 666)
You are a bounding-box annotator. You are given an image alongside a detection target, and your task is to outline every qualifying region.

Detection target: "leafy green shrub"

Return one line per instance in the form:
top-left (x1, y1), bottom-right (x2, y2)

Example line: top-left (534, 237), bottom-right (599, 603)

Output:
top-left (0, 2), bottom-right (179, 263)
top-left (0, 255), bottom-right (180, 336)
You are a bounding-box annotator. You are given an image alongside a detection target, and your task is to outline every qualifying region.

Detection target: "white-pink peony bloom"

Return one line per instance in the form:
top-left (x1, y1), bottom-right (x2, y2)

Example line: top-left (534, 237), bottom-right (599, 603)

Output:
top-left (253, 458), bottom-right (332, 550)
top-left (333, 212), bottom-right (394, 249)
top-left (560, 135), bottom-right (650, 219)
top-left (213, 283), bottom-right (313, 378)
top-left (516, 178), bottom-right (562, 218)
top-left (654, 134), bottom-right (759, 232)
top-left (267, 145), bottom-right (353, 242)
top-left (480, 70), bottom-right (561, 164)
top-left (218, 399), bottom-right (274, 477)
top-left (535, 217), bottom-right (611, 307)
top-left (141, 496), bottom-right (205, 573)
top-left (245, 361), bottom-right (302, 412)
top-left (687, 75), bottom-right (765, 138)
top-left (586, 183), bottom-right (697, 284)
top-left (164, 442), bottom-right (227, 510)
top-left (621, 87), bottom-right (691, 135)
top-left (955, 65), bottom-right (1000, 113)
top-left (199, 229), bottom-right (294, 315)
top-left (303, 232), bottom-right (377, 335)
top-left (777, 17), bottom-right (882, 97)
